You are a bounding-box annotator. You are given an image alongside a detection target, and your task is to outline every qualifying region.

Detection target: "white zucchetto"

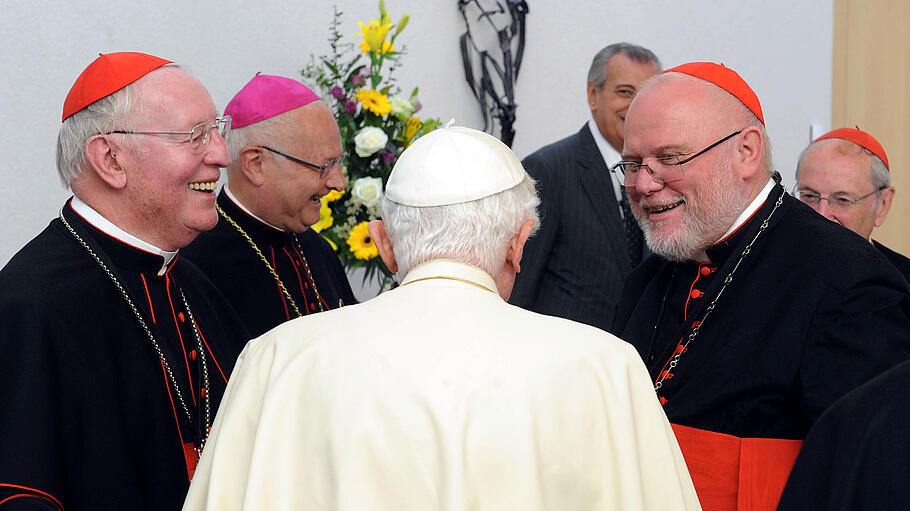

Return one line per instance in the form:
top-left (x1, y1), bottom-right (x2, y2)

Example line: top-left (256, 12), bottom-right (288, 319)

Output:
top-left (385, 123), bottom-right (526, 207)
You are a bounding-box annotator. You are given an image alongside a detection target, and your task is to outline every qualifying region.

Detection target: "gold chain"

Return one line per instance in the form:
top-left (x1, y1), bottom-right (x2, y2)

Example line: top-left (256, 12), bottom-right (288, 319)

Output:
top-left (290, 234), bottom-right (327, 312)
top-left (654, 189), bottom-right (785, 394)
top-left (59, 210), bottom-right (211, 452)
top-left (215, 203), bottom-right (303, 317)
top-left (177, 286), bottom-right (211, 456)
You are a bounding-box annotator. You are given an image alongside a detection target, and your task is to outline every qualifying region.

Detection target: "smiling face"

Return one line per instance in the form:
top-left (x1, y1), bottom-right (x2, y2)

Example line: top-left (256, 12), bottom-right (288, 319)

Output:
top-left (622, 75), bottom-right (753, 261)
top-left (115, 67), bottom-right (230, 250)
top-left (796, 139), bottom-right (892, 239)
top-left (588, 53), bottom-right (659, 152)
top-left (258, 101), bottom-right (345, 232)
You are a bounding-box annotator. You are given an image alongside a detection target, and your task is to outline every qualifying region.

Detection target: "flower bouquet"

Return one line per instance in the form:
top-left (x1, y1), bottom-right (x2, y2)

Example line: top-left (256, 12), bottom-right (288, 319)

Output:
top-left (303, 1), bottom-right (440, 291)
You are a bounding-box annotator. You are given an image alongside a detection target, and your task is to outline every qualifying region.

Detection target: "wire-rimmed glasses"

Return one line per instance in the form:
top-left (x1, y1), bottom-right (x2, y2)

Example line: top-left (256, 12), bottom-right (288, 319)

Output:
top-left (611, 130), bottom-right (744, 187)
top-left (105, 115), bottom-right (231, 153)
top-left (795, 186), bottom-right (886, 212)
top-left (260, 146), bottom-right (346, 179)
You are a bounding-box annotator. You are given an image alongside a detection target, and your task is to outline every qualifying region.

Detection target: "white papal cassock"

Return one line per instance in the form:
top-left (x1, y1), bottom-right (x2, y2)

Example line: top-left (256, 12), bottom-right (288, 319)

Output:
top-left (183, 260), bottom-right (700, 510)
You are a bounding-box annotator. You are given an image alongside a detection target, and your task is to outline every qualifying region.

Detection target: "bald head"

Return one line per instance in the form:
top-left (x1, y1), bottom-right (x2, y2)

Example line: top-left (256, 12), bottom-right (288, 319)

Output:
top-left (627, 73), bottom-right (771, 171)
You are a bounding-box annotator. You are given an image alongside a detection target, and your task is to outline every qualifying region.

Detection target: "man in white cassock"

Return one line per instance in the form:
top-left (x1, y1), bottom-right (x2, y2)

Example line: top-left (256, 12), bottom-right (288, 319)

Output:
top-left (183, 125), bottom-right (700, 511)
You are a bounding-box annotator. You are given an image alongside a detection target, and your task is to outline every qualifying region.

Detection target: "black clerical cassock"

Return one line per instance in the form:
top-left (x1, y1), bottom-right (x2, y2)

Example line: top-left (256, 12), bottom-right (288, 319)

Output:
top-left (0, 199), bottom-right (248, 510)
top-left (183, 191), bottom-right (356, 338)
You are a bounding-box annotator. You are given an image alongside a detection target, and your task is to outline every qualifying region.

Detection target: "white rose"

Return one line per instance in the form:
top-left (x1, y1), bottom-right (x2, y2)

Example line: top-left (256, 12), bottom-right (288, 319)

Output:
top-left (389, 96), bottom-right (415, 119)
top-left (354, 126), bottom-right (389, 157)
top-left (351, 177), bottom-right (384, 207)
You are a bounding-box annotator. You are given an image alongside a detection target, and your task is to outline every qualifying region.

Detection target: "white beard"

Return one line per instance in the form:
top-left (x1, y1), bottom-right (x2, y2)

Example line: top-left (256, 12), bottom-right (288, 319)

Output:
top-left (636, 156), bottom-right (751, 262)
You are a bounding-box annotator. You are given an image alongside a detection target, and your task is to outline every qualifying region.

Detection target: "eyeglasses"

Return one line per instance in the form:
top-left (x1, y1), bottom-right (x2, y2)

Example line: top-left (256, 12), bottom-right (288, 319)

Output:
top-left (795, 186), bottom-right (886, 212)
top-left (260, 146), bottom-right (345, 178)
top-left (105, 116), bottom-right (231, 153)
top-left (611, 130), bottom-right (743, 187)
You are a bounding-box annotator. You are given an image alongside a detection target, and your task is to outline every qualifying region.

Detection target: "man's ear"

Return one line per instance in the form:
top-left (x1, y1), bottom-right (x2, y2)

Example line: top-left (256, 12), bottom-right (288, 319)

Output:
top-left (84, 134), bottom-right (127, 189)
top-left (874, 187), bottom-right (895, 228)
top-left (506, 219), bottom-right (536, 273)
top-left (586, 83), bottom-right (600, 111)
top-left (734, 126), bottom-right (764, 180)
top-left (239, 146), bottom-right (266, 186)
top-left (368, 220), bottom-right (398, 273)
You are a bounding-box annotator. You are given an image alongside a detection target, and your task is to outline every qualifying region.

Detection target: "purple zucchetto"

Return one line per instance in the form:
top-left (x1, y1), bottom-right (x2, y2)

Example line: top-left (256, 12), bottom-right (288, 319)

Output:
top-left (225, 73), bottom-right (320, 129)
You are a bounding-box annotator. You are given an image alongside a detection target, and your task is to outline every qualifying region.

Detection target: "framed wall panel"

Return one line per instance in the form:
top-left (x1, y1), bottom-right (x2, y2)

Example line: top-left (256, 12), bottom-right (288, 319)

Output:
top-left (833, 0), bottom-right (910, 254)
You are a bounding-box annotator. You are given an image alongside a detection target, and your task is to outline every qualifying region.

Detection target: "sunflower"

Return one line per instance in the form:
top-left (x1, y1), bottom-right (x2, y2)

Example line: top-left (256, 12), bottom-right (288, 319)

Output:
top-left (355, 88), bottom-right (392, 117)
top-left (346, 221), bottom-right (379, 260)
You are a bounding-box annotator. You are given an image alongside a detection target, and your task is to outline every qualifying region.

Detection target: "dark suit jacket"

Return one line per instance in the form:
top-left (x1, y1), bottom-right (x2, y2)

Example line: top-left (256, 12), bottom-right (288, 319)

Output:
top-left (510, 124), bottom-right (646, 332)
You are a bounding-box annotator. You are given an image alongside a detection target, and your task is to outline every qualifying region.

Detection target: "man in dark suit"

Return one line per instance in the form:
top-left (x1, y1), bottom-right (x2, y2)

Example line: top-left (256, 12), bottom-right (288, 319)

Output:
top-left (510, 42), bottom-right (660, 331)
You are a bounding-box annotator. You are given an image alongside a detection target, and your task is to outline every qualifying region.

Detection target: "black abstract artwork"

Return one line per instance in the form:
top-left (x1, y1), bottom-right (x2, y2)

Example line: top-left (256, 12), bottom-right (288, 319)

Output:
top-left (458, 0), bottom-right (529, 147)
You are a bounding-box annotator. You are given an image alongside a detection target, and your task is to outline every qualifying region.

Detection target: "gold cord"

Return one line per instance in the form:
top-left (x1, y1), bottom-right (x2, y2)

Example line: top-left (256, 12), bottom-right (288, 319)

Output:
top-left (59, 210), bottom-right (211, 453)
top-left (216, 203), bottom-right (327, 316)
top-left (290, 234), bottom-right (327, 312)
top-left (401, 275), bottom-right (495, 293)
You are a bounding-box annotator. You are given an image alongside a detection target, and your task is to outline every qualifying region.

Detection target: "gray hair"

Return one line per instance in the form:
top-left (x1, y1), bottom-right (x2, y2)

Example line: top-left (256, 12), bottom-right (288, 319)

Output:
top-left (745, 108), bottom-right (774, 177)
top-left (587, 42), bottom-right (662, 89)
top-left (381, 175), bottom-right (540, 278)
top-left (225, 109), bottom-right (300, 161)
top-left (795, 139), bottom-right (890, 188)
top-left (55, 63), bottom-right (184, 188)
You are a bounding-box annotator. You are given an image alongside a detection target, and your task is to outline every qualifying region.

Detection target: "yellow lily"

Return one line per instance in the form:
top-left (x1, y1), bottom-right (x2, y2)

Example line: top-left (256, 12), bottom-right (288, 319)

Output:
top-left (311, 198), bottom-right (334, 233)
top-left (359, 39), bottom-right (395, 55)
top-left (355, 19), bottom-right (393, 53)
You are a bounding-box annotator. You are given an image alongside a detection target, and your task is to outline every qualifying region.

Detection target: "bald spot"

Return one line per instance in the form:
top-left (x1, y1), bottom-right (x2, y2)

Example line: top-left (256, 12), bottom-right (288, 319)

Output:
top-left (800, 138), bottom-right (874, 173)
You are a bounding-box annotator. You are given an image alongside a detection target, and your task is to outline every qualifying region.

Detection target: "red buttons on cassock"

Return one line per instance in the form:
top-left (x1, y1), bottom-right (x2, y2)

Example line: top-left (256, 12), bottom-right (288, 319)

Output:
top-left (700, 266), bottom-right (715, 276)
top-left (690, 289), bottom-right (704, 299)
top-left (190, 350), bottom-right (197, 360)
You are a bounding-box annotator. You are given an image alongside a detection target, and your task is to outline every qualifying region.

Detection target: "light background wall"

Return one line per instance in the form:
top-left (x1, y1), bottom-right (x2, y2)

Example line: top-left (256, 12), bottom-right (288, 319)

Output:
top-left (0, 0), bottom-right (833, 267)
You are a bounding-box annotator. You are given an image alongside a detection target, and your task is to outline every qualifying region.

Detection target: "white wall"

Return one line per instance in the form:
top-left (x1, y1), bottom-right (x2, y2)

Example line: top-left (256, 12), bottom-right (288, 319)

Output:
top-left (0, 0), bottom-right (832, 266)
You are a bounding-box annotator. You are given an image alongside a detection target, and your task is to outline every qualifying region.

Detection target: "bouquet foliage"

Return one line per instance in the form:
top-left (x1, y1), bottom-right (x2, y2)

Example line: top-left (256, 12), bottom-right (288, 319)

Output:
top-left (303, 1), bottom-right (440, 290)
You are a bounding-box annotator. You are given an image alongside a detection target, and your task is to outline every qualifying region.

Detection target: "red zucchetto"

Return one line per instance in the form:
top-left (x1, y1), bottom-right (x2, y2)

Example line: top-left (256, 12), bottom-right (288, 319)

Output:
top-left (814, 126), bottom-right (889, 170)
top-left (62, 52), bottom-right (172, 122)
top-left (662, 62), bottom-right (764, 126)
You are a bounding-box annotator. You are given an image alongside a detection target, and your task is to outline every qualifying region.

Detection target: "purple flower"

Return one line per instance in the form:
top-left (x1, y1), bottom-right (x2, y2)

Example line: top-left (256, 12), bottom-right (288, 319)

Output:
top-left (330, 86), bottom-right (345, 100)
top-left (344, 99), bottom-right (358, 115)
top-left (380, 149), bottom-right (396, 166)
top-left (350, 74), bottom-right (364, 86)
top-left (412, 100), bottom-right (422, 114)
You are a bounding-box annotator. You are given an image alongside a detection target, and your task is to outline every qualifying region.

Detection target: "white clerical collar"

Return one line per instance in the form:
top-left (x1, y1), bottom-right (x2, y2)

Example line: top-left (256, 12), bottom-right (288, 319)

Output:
top-left (70, 196), bottom-right (177, 276)
top-left (223, 185), bottom-right (287, 232)
top-left (587, 119), bottom-right (623, 202)
top-left (692, 178), bottom-right (775, 262)
top-left (400, 259), bottom-right (500, 296)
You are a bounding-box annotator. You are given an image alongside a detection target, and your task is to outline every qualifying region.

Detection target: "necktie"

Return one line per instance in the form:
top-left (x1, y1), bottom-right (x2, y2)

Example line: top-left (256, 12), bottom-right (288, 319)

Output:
top-left (619, 192), bottom-right (644, 267)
